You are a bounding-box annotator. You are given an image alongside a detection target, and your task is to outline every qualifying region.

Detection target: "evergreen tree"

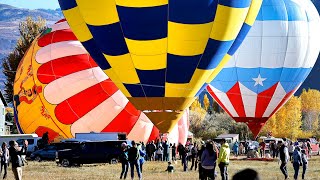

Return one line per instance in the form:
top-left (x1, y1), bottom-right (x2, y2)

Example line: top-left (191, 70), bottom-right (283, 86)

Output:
top-left (2, 17), bottom-right (46, 103)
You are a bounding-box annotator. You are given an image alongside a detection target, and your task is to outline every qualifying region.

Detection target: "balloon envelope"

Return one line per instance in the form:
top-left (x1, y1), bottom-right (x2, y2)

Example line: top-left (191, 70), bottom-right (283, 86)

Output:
top-left (58, 0), bottom-right (262, 133)
top-left (13, 20), bottom-right (189, 144)
top-left (207, 0), bottom-right (320, 137)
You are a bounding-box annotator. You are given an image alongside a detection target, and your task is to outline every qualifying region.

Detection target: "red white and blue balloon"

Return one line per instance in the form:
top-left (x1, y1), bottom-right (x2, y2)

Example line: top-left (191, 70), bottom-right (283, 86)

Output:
top-left (207, 0), bottom-right (320, 136)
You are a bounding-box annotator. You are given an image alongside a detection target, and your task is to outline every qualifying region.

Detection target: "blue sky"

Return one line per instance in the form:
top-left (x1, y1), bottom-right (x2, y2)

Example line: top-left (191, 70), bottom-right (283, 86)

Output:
top-left (0, 0), bottom-right (59, 9)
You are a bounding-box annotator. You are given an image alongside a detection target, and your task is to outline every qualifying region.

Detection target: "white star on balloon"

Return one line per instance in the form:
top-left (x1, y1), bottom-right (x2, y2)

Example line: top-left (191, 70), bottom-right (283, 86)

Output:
top-left (252, 74), bottom-right (267, 86)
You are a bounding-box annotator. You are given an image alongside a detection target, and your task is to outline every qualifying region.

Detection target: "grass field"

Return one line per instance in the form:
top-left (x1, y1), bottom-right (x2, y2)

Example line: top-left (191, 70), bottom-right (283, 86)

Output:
top-left (3, 156), bottom-right (320, 180)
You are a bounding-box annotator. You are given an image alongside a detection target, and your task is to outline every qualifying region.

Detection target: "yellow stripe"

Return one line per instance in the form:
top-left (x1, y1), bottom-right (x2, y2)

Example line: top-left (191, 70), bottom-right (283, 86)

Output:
top-left (206, 54), bottom-right (232, 83)
top-left (115, 0), bottom-right (168, 7)
top-left (132, 54), bottom-right (167, 70)
top-left (103, 54), bottom-right (140, 84)
top-left (165, 83), bottom-right (189, 97)
top-left (76, 0), bottom-right (119, 26)
top-left (210, 5), bottom-right (249, 41)
top-left (125, 38), bottom-right (167, 55)
top-left (184, 69), bottom-right (213, 97)
top-left (103, 69), bottom-right (132, 97)
top-left (245, 0), bottom-right (263, 26)
top-left (168, 22), bottom-right (213, 56)
top-left (63, 7), bottom-right (92, 42)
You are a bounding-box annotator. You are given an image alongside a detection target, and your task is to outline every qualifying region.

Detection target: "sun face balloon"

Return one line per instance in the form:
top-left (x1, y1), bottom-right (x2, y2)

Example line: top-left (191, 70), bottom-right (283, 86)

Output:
top-left (58, 0), bottom-right (262, 133)
top-left (13, 20), bottom-right (189, 144)
top-left (207, 0), bottom-right (320, 137)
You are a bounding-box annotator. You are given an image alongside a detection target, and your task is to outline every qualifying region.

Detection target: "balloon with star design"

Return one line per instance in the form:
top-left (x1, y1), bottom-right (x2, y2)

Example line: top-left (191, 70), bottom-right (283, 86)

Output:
top-left (207, 0), bottom-right (320, 137)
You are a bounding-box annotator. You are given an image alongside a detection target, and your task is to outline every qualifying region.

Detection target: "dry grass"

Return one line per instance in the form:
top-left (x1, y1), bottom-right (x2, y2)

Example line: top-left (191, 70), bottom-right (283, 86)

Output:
top-left (3, 156), bottom-right (320, 180)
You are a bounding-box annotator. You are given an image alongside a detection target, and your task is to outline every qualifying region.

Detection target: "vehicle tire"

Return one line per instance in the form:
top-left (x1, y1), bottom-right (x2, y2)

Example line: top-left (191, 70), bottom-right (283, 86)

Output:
top-left (61, 159), bottom-right (71, 167)
top-left (110, 158), bottom-right (118, 164)
top-left (35, 156), bottom-right (42, 162)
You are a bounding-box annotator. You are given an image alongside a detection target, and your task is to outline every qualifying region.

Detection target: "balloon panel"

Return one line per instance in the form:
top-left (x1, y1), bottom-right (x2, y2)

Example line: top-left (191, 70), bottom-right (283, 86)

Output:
top-left (13, 20), bottom-right (189, 144)
top-left (58, 0), bottom-right (262, 132)
top-left (207, 0), bottom-right (320, 137)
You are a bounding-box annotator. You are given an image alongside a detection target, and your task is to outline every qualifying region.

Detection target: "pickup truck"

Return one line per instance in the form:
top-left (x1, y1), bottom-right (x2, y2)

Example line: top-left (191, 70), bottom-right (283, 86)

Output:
top-left (56, 140), bottom-right (125, 167)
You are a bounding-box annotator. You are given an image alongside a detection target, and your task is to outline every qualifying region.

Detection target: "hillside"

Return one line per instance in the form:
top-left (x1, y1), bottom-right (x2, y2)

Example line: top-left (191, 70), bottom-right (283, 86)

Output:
top-left (0, 3), bottom-right (63, 91)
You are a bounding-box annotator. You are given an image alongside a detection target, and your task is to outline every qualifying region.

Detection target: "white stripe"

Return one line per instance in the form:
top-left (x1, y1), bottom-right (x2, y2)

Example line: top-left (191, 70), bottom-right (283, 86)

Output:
top-left (127, 113), bottom-right (154, 143)
top-left (239, 82), bottom-right (257, 117)
top-left (70, 90), bottom-right (127, 136)
top-left (225, 21), bottom-right (318, 69)
top-left (50, 21), bottom-right (70, 32)
top-left (208, 85), bottom-right (239, 117)
top-left (44, 67), bottom-right (107, 104)
top-left (262, 83), bottom-right (286, 117)
top-left (35, 41), bottom-right (87, 64)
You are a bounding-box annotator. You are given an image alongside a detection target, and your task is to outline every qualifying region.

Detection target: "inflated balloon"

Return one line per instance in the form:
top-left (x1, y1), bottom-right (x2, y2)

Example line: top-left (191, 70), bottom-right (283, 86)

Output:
top-left (13, 20), bottom-right (189, 144)
top-left (207, 0), bottom-right (320, 137)
top-left (58, 0), bottom-right (262, 133)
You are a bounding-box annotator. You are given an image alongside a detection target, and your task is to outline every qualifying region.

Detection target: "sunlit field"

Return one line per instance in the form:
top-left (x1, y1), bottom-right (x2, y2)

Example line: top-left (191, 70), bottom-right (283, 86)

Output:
top-left (3, 156), bottom-right (320, 180)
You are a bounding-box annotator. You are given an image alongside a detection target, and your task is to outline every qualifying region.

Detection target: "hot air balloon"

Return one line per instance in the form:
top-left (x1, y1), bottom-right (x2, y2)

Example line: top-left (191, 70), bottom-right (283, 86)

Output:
top-left (58, 0), bottom-right (262, 133)
top-left (13, 19), bottom-right (189, 144)
top-left (207, 0), bottom-right (320, 137)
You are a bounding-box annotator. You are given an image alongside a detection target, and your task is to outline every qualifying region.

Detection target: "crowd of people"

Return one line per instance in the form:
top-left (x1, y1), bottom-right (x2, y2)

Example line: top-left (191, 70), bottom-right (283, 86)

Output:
top-left (0, 140), bottom-right (28, 180)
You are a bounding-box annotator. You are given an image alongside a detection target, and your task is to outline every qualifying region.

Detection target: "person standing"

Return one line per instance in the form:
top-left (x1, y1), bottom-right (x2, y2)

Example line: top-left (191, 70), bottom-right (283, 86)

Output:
top-left (8, 141), bottom-right (23, 180)
top-left (162, 141), bottom-right (169, 162)
top-left (190, 143), bottom-right (198, 171)
top-left (128, 141), bottom-right (141, 180)
top-left (292, 147), bottom-right (302, 180)
top-left (120, 143), bottom-right (129, 179)
top-left (218, 139), bottom-right (230, 180)
top-left (288, 142), bottom-right (295, 161)
top-left (279, 139), bottom-right (289, 180)
top-left (197, 143), bottom-right (206, 180)
top-left (172, 143), bottom-right (176, 161)
top-left (233, 141), bottom-right (239, 157)
top-left (301, 149), bottom-right (308, 180)
top-left (181, 145), bottom-right (188, 172)
top-left (306, 141), bottom-right (312, 158)
top-left (201, 142), bottom-right (217, 180)
top-left (0, 142), bottom-right (9, 179)
top-left (21, 140), bottom-right (28, 165)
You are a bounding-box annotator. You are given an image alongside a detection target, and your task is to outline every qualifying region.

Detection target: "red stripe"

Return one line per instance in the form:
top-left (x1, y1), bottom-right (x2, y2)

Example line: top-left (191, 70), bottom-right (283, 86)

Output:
top-left (38, 29), bottom-right (78, 47)
top-left (55, 19), bottom-right (66, 24)
top-left (226, 82), bottom-right (246, 117)
top-left (37, 55), bottom-right (97, 84)
top-left (246, 122), bottom-right (266, 138)
top-left (148, 126), bottom-right (160, 142)
top-left (255, 83), bottom-right (278, 118)
top-left (207, 86), bottom-right (235, 118)
top-left (269, 87), bottom-right (297, 118)
top-left (55, 79), bottom-right (118, 124)
top-left (101, 103), bottom-right (140, 134)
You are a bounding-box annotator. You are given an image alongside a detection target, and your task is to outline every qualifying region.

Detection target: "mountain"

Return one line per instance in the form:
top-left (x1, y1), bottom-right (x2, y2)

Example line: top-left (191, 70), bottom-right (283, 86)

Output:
top-left (0, 4), bottom-right (63, 92)
top-left (296, 0), bottom-right (320, 95)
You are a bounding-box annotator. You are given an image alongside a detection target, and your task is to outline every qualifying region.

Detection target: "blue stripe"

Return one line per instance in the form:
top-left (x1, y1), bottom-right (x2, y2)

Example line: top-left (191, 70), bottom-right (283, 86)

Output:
top-left (169, 0), bottom-right (218, 24)
top-left (256, 0), bottom-right (307, 21)
top-left (88, 23), bottom-right (129, 56)
top-left (124, 84), bottom-right (145, 97)
top-left (198, 39), bottom-right (234, 70)
top-left (136, 69), bottom-right (165, 97)
top-left (58, 0), bottom-right (77, 11)
top-left (81, 39), bottom-right (111, 70)
top-left (116, 5), bottom-right (168, 40)
top-left (195, 83), bottom-right (208, 97)
top-left (211, 67), bottom-right (312, 94)
top-left (228, 23), bottom-right (252, 56)
top-left (166, 54), bottom-right (200, 83)
top-left (219, 0), bottom-right (251, 8)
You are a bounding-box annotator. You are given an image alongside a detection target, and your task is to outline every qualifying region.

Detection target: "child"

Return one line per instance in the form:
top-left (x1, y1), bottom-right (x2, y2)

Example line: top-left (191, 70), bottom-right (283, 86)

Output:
top-left (301, 149), bottom-right (308, 180)
top-left (165, 161), bottom-right (174, 173)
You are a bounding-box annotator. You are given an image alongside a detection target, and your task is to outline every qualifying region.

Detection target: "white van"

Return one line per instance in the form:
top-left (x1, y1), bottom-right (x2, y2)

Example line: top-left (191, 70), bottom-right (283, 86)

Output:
top-left (0, 134), bottom-right (40, 155)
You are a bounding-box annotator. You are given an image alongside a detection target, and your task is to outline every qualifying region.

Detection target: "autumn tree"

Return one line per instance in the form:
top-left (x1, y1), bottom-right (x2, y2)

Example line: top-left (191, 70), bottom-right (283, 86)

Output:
top-left (300, 89), bottom-right (320, 132)
top-left (203, 94), bottom-right (210, 110)
top-left (262, 96), bottom-right (303, 140)
top-left (2, 17), bottom-right (46, 103)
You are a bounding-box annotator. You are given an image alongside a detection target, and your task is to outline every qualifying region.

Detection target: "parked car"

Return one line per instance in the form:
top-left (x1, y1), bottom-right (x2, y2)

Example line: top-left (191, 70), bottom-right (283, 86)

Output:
top-left (31, 142), bottom-right (81, 162)
top-left (297, 138), bottom-right (320, 155)
top-left (56, 140), bottom-right (125, 167)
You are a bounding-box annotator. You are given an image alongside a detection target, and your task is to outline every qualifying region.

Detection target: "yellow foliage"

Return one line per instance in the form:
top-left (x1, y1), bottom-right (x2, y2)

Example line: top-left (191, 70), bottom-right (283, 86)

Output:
top-left (190, 97), bottom-right (202, 111)
top-left (262, 96), bottom-right (303, 140)
top-left (300, 89), bottom-right (320, 112)
top-left (203, 94), bottom-right (210, 110)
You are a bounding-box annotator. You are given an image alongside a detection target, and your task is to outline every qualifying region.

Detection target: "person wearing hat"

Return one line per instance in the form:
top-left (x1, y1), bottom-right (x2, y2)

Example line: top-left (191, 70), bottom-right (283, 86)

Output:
top-left (120, 142), bottom-right (129, 179)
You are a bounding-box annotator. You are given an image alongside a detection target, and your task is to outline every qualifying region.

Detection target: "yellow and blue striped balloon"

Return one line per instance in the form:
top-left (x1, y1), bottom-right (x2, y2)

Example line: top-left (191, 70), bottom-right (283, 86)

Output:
top-left (58, 0), bottom-right (262, 133)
